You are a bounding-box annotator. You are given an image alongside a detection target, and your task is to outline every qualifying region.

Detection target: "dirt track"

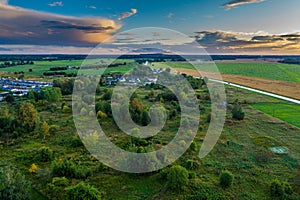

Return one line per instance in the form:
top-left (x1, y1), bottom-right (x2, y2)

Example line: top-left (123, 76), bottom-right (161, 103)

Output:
top-left (174, 68), bottom-right (300, 101)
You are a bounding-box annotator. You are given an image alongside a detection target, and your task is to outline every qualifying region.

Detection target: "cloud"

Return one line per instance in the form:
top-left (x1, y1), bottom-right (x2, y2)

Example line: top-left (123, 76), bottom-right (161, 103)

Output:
top-left (223, 0), bottom-right (265, 10)
top-left (87, 5), bottom-right (97, 9)
top-left (48, 1), bottom-right (64, 7)
top-left (166, 13), bottom-right (174, 19)
top-left (204, 15), bottom-right (214, 19)
top-left (0, 4), bottom-right (121, 46)
top-left (0, 0), bottom-right (7, 4)
top-left (195, 30), bottom-right (300, 54)
top-left (118, 8), bottom-right (137, 21)
top-left (0, 45), bottom-right (127, 54)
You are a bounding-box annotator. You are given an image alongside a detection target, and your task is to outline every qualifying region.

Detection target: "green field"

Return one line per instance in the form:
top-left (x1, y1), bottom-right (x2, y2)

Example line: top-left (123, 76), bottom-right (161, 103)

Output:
top-left (2, 60), bottom-right (300, 83)
top-left (153, 62), bottom-right (300, 83)
top-left (1, 62), bottom-right (300, 199)
top-left (0, 59), bottom-right (135, 76)
top-left (252, 102), bottom-right (300, 128)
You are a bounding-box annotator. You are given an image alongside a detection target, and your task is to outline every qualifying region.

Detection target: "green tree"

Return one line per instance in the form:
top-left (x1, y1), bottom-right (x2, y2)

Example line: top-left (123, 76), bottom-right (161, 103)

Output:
top-left (38, 146), bottom-right (53, 162)
top-left (166, 165), bottom-right (189, 191)
top-left (5, 94), bottom-right (15, 104)
top-left (0, 168), bottom-right (31, 200)
top-left (66, 182), bottom-right (101, 200)
top-left (141, 110), bottom-right (150, 126)
top-left (17, 102), bottom-right (39, 132)
top-left (28, 90), bottom-right (37, 102)
top-left (97, 111), bottom-right (107, 119)
top-left (219, 170), bottom-right (234, 188)
top-left (231, 101), bottom-right (245, 120)
top-left (42, 121), bottom-right (50, 139)
top-left (270, 179), bottom-right (293, 198)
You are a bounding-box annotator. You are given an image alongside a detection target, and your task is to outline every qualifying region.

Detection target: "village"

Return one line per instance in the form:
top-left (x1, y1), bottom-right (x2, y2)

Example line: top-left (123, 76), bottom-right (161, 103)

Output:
top-left (0, 78), bottom-right (52, 101)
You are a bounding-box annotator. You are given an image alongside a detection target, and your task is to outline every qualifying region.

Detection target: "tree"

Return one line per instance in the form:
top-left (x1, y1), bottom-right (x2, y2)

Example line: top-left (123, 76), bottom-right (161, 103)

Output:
top-left (42, 121), bottom-right (50, 139)
top-left (0, 168), bottom-right (31, 200)
top-left (28, 90), bottom-right (37, 102)
top-left (41, 87), bottom-right (62, 102)
top-left (17, 102), bottom-right (39, 132)
top-left (66, 182), bottom-right (101, 200)
top-left (231, 101), bottom-right (245, 120)
top-left (97, 111), bottom-right (107, 119)
top-left (166, 165), bottom-right (189, 191)
top-left (270, 179), bottom-right (293, 198)
top-left (219, 170), bottom-right (234, 188)
top-left (28, 164), bottom-right (38, 173)
top-left (38, 146), bottom-right (53, 162)
top-left (141, 110), bottom-right (150, 126)
top-left (5, 94), bottom-right (15, 104)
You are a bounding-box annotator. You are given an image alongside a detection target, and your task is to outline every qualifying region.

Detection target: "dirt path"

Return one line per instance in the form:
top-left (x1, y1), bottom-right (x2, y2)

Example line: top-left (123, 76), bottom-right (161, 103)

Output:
top-left (174, 68), bottom-right (300, 101)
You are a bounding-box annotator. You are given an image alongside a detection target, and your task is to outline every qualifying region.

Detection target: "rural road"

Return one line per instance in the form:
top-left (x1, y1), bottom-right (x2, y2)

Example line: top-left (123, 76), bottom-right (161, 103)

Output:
top-left (208, 78), bottom-right (300, 105)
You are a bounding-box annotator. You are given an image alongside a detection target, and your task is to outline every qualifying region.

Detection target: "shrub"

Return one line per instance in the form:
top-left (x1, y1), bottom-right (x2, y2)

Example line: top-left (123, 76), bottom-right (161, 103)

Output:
top-left (97, 111), bottom-right (107, 119)
top-left (29, 164), bottom-right (38, 173)
top-left (188, 172), bottom-right (196, 179)
top-left (52, 177), bottom-right (69, 187)
top-left (52, 159), bottom-right (72, 177)
top-left (282, 181), bottom-right (293, 195)
top-left (270, 179), bottom-right (284, 197)
top-left (189, 141), bottom-right (198, 152)
top-left (38, 146), bottom-right (53, 162)
top-left (219, 170), bottom-right (234, 188)
top-left (0, 168), bottom-right (31, 200)
top-left (52, 159), bottom-right (92, 179)
top-left (188, 180), bottom-right (228, 200)
top-left (166, 165), bottom-right (189, 191)
top-left (185, 160), bottom-right (200, 170)
top-left (66, 182), bottom-right (101, 200)
top-left (270, 179), bottom-right (293, 198)
top-left (97, 163), bottom-right (108, 172)
top-left (75, 165), bottom-right (93, 179)
top-left (231, 101), bottom-right (245, 120)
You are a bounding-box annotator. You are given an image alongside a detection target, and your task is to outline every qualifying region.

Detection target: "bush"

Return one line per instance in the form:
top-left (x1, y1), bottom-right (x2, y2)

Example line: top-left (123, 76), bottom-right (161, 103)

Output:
top-left (189, 141), bottom-right (198, 152)
top-left (188, 172), bottom-right (197, 179)
top-left (270, 179), bottom-right (293, 198)
top-left (97, 163), bottom-right (108, 172)
top-left (66, 182), bottom-right (101, 200)
top-left (188, 180), bottom-right (228, 200)
top-left (37, 146), bottom-right (53, 162)
top-left (166, 165), bottom-right (189, 191)
top-left (219, 170), bottom-right (234, 188)
top-left (185, 160), bottom-right (200, 170)
top-left (231, 101), bottom-right (245, 120)
top-left (52, 159), bottom-right (92, 179)
top-left (282, 182), bottom-right (293, 195)
top-left (52, 177), bottom-right (69, 187)
top-left (0, 168), bottom-right (31, 200)
top-left (270, 179), bottom-right (284, 197)
top-left (29, 163), bottom-right (38, 173)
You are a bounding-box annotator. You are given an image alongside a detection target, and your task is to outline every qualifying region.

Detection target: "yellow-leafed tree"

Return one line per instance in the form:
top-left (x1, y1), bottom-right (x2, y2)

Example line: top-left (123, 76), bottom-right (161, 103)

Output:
top-left (29, 163), bottom-right (38, 173)
top-left (42, 121), bottom-right (50, 139)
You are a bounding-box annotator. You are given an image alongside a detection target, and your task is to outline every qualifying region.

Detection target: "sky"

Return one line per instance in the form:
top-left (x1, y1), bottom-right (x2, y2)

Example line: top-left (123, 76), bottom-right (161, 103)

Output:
top-left (0, 0), bottom-right (300, 54)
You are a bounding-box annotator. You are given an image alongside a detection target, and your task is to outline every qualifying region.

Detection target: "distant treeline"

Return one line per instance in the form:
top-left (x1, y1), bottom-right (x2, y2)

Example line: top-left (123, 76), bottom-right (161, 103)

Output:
top-left (43, 71), bottom-right (77, 77)
top-left (279, 58), bottom-right (300, 65)
top-left (50, 67), bottom-right (68, 71)
top-left (0, 60), bottom-right (34, 68)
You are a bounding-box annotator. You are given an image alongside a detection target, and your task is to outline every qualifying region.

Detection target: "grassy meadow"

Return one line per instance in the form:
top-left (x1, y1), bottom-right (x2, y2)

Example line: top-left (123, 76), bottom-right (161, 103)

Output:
top-left (0, 60), bottom-right (299, 199)
top-left (0, 59), bottom-right (135, 77)
top-left (252, 102), bottom-right (300, 128)
top-left (153, 62), bottom-right (300, 83)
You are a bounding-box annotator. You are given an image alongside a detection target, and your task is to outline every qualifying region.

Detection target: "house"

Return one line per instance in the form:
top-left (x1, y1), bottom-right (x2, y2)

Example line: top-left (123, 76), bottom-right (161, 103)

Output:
top-left (0, 92), bottom-right (10, 101)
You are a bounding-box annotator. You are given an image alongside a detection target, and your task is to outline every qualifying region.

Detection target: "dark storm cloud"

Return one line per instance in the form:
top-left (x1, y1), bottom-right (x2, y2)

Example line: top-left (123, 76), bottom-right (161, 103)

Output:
top-left (195, 30), bottom-right (300, 54)
top-left (0, 4), bottom-right (121, 46)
